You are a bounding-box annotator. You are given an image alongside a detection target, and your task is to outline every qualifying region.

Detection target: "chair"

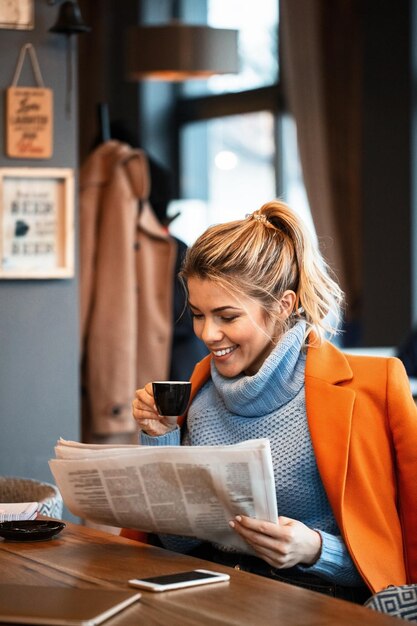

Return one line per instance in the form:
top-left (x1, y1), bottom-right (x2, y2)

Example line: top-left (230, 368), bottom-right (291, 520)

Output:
top-left (0, 476), bottom-right (63, 519)
top-left (365, 585), bottom-right (417, 622)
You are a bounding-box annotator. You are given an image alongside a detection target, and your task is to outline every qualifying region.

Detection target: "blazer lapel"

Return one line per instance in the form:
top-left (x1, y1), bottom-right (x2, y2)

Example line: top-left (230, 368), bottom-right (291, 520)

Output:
top-left (305, 340), bottom-right (355, 527)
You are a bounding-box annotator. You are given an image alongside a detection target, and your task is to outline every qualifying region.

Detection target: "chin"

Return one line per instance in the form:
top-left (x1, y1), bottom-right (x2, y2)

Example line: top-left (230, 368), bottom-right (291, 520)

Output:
top-left (216, 363), bottom-right (244, 378)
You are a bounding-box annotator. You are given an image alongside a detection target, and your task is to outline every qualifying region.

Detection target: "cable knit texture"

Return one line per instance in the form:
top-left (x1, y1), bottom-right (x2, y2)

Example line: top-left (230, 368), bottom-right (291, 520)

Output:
top-left (141, 322), bottom-right (362, 586)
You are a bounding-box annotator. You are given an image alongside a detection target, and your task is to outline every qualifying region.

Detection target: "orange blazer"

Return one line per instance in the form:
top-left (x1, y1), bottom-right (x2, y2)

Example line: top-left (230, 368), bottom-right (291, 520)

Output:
top-left (183, 340), bottom-right (417, 593)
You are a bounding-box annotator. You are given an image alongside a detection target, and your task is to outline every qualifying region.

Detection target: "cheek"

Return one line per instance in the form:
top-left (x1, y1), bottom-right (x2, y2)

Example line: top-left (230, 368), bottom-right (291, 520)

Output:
top-left (239, 325), bottom-right (263, 349)
top-left (263, 315), bottom-right (280, 338)
top-left (192, 319), bottom-right (203, 338)
top-left (251, 320), bottom-right (276, 349)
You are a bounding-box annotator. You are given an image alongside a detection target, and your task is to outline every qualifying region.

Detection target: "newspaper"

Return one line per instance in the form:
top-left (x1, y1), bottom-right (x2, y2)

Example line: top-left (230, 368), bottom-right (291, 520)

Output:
top-left (49, 438), bottom-right (277, 553)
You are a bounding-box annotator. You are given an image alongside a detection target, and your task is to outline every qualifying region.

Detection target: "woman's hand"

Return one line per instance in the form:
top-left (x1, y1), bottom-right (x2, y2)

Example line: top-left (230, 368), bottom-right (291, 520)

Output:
top-left (132, 383), bottom-right (174, 436)
top-left (229, 515), bottom-right (322, 569)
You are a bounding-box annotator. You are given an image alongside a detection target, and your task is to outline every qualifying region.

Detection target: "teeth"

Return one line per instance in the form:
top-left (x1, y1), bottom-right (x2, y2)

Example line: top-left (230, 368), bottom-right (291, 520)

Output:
top-left (213, 346), bottom-right (235, 357)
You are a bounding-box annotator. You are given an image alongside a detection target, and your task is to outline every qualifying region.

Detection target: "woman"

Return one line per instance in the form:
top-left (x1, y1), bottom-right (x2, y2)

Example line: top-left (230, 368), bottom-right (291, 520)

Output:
top-left (132, 200), bottom-right (417, 603)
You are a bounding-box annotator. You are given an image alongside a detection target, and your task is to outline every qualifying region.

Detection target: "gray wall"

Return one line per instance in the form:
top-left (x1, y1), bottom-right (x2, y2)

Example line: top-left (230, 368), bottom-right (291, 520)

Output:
top-left (0, 3), bottom-right (80, 500)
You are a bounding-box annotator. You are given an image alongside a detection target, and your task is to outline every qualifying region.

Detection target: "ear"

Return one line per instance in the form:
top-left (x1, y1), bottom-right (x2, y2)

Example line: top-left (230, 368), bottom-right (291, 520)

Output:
top-left (279, 290), bottom-right (296, 320)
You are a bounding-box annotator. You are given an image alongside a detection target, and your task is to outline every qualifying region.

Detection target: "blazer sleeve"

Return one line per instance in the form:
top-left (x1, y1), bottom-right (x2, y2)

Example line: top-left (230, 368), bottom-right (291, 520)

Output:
top-left (387, 357), bottom-right (417, 582)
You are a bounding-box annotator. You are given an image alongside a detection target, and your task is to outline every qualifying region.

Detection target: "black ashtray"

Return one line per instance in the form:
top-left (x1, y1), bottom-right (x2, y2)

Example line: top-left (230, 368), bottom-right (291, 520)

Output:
top-left (0, 520), bottom-right (65, 542)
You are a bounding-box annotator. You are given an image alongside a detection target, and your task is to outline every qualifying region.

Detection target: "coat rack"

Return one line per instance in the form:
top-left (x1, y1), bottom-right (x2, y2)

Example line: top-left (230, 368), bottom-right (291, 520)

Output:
top-left (97, 102), bottom-right (111, 143)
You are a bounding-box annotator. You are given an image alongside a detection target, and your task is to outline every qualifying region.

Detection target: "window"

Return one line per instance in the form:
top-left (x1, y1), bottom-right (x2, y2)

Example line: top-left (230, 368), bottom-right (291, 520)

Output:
top-left (169, 0), bottom-right (311, 245)
top-left (170, 111), bottom-right (276, 246)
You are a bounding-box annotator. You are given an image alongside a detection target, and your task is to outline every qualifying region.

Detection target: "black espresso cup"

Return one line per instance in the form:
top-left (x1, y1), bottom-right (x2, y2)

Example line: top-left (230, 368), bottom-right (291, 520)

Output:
top-left (152, 381), bottom-right (192, 422)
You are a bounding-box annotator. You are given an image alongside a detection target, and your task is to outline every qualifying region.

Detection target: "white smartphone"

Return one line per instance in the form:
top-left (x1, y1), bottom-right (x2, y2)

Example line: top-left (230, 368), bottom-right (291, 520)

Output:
top-left (128, 568), bottom-right (230, 592)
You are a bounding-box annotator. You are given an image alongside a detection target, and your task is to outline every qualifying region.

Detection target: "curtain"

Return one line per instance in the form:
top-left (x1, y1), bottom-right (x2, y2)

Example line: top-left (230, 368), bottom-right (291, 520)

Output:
top-left (280, 0), bottom-right (362, 328)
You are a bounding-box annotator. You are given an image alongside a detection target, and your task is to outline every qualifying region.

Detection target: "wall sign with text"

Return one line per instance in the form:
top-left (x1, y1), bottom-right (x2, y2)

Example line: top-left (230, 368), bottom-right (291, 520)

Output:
top-left (6, 86), bottom-right (53, 159)
top-left (0, 1), bottom-right (34, 30)
top-left (5, 43), bottom-right (53, 159)
top-left (0, 168), bottom-right (74, 279)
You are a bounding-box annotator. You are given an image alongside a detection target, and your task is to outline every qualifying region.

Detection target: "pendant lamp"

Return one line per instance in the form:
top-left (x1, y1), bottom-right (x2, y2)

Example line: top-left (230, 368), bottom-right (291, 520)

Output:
top-left (126, 22), bottom-right (239, 81)
top-left (49, 0), bottom-right (90, 35)
top-left (49, 0), bottom-right (91, 116)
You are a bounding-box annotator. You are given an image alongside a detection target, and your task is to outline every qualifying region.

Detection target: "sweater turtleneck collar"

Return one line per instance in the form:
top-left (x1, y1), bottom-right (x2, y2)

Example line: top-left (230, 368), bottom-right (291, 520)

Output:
top-left (210, 321), bottom-right (306, 416)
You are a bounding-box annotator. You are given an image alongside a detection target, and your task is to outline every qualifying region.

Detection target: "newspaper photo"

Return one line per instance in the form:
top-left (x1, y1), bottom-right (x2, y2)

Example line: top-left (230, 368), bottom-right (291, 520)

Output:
top-left (49, 438), bottom-right (277, 553)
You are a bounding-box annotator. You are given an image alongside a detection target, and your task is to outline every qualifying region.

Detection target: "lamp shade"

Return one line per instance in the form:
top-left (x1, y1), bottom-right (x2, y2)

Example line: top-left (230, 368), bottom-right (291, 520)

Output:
top-left (49, 0), bottom-right (91, 35)
top-left (126, 23), bottom-right (239, 81)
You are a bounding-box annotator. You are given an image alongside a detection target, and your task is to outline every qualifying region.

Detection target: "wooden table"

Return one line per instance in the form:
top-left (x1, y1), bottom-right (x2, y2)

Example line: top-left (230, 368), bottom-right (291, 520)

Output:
top-left (0, 522), bottom-right (399, 625)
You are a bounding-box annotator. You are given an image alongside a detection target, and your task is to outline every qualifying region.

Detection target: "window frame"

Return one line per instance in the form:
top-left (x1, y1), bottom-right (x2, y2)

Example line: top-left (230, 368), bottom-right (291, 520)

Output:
top-left (175, 84), bottom-right (285, 202)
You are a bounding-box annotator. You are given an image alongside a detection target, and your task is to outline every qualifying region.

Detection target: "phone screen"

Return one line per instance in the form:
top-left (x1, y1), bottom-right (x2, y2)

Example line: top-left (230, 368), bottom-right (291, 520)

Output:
top-left (141, 571), bottom-right (221, 585)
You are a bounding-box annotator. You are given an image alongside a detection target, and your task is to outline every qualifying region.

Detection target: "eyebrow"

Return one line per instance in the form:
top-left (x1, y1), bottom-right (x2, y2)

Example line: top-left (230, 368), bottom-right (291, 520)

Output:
top-left (188, 303), bottom-right (241, 313)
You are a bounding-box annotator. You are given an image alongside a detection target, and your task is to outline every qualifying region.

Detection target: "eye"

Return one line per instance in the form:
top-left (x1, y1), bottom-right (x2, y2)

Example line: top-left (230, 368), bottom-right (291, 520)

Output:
top-left (190, 312), bottom-right (204, 320)
top-left (220, 315), bottom-right (239, 323)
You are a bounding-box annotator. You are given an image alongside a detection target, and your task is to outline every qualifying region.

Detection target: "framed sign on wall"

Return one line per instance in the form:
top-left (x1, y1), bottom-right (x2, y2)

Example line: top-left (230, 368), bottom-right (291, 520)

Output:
top-left (5, 43), bottom-right (53, 159)
top-left (0, 168), bottom-right (74, 279)
top-left (0, 0), bottom-right (34, 30)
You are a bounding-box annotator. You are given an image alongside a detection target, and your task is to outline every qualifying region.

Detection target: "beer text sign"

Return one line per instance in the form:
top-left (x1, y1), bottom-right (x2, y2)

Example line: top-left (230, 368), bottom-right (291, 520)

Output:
top-left (6, 87), bottom-right (53, 159)
top-left (0, 168), bottom-right (74, 279)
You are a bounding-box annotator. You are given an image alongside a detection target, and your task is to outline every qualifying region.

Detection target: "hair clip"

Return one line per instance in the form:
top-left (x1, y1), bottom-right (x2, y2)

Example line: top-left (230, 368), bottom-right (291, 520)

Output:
top-left (248, 211), bottom-right (268, 224)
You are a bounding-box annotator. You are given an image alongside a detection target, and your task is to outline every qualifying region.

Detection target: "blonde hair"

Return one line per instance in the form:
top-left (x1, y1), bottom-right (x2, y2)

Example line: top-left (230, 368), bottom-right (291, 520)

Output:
top-left (180, 200), bottom-right (344, 344)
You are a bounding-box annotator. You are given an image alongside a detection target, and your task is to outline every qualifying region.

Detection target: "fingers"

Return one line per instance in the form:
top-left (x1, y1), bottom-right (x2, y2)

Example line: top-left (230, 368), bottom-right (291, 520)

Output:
top-left (132, 396), bottom-right (156, 419)
top-left (230, 516), bottom-right (282, 550)
top-left (229, 516), bottom-right (292, 567)
top-left (228, 515), bottom-right (320, 569)
top-left (231, 515), bottom-right (280, 538)
top-left (132, 384), bottom-right (168, 435)
top-left (132, 385), bottom-right (156, 417)
top-left (134, 383), bottom-right (156, 409)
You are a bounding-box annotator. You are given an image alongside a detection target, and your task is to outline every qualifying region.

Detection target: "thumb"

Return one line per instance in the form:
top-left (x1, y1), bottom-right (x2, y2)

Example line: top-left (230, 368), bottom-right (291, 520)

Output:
top-left (278, 515), bottom-right (295, 526)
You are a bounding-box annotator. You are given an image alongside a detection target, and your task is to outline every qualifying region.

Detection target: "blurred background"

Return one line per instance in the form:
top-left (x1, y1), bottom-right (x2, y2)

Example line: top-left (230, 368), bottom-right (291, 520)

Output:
top-left (0, 0), bottom-right (416, 497)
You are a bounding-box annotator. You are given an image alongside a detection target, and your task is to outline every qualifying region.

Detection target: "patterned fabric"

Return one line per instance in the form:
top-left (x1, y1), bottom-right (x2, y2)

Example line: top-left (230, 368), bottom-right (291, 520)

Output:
top-left (38, 489), bottom-right (63, 519)
top-left (365, 585), bottom-right (417, 621)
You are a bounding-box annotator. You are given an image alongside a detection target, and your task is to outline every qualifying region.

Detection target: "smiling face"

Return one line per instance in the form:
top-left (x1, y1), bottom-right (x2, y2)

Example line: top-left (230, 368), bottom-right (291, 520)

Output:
top-left (188, 277), bottom-right (283, 377)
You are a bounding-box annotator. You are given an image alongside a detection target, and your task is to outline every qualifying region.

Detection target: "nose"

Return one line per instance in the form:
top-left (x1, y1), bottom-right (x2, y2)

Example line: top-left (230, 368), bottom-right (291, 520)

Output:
top-left (200, 318), bottom-right (223, 344)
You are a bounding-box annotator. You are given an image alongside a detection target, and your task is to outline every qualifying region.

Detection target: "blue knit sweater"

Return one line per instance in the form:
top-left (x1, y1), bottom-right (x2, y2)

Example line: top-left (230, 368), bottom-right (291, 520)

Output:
top-left (141, 322), bottom-right (363, 586)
